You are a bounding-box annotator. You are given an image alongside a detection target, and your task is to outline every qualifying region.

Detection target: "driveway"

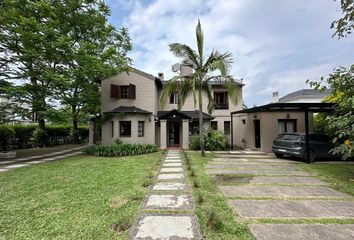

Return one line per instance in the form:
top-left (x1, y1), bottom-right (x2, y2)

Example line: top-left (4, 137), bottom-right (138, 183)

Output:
top-left (207, 151), bottom-right (354, 240)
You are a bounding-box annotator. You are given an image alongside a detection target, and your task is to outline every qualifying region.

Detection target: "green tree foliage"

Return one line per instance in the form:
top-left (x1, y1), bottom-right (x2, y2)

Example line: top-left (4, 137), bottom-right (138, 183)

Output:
top-left (0, 1), bottom-right (132, 145)
top-left (160, 19), bottom-right (239, 156)
top-left (307, 65), bottom-right (354, 160)
top-left (331, 0), bottom-right (354, 38)
top-left (51, 0), bottom-right (132, 143)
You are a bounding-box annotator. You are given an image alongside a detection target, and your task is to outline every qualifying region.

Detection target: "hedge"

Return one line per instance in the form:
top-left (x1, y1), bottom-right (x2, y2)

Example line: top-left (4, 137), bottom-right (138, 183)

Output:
top-left (0, 124), bottom-right (89, 149)
top-left (0, 125), bottom-right (15, 151)
top-left (83, 144), bottom-right (158, 157)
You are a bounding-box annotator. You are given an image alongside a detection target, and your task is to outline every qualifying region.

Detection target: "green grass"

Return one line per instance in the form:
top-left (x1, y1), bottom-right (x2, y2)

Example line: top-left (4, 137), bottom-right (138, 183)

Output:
top-left (0, 151), bottom-right (163, 239)
top-left (184, 152), bottom-right (255, 240)
top-left (300, 163), bottom-right (354, 196)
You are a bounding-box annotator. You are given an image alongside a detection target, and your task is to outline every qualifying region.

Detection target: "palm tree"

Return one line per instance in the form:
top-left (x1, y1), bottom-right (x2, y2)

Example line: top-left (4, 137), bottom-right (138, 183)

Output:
top-left (160, 19), bottom-right (239, 156)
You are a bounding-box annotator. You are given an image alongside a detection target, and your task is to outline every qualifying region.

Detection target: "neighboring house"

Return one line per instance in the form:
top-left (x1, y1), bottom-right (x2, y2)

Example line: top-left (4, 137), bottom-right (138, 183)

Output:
top-left (101, 64), bottom-right (243, 148)
top-left (277, 89), bottom-right (331, 103)
top-left (0, 95), bottom-right (34, 125)
top-left (232, 89), bottom-right (331, 152)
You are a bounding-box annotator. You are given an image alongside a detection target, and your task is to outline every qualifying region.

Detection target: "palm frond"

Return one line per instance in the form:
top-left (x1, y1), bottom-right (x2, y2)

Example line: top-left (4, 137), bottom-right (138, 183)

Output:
top-left (208, 75), bottom-right (240, 105)
top-left (177, 77), bottom-right (196, 111)
top-left (169, 43), bottom-right (198, 67)
top-left (201, 81), bottom-right (214, 113)
top-left (203, 50), bottom-right (233, 76)
top-left (196, 19), bottom-right (204, 63)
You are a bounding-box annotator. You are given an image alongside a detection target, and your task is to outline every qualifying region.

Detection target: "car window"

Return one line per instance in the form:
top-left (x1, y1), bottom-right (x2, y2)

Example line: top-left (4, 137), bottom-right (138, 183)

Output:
top-left (319, 134), bottom-right (331, 143)
top-left (309, 134), bottom-right (320, 141)
top-left (281, 134), bottom-right (300, 140)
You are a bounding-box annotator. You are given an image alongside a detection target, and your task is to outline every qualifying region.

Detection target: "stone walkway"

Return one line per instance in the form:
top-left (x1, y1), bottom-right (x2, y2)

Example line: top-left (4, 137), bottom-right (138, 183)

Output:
top-left (0, 146), bottom-right (86, 173)
top-left (129, 150), bottom-right (202, 239)
top-left (207, 151), bottom-right (354, 240)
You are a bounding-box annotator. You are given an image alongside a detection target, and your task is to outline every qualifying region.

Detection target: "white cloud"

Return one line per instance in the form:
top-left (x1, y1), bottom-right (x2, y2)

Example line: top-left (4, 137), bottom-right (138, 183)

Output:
top-left (109, 0), bottom-right (354, 106)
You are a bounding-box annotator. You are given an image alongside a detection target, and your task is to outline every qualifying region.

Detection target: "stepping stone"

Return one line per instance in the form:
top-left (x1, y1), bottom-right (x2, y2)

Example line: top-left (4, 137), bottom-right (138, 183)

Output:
top-left (144, 194), bottom-right (194, 210)
top-left (0, 160), bottom-right (16, 165)
top-left (220, 186), bottom-right (352, 198)
top-left (152, 182), bottom-right (188, 191)
top-left (208, 169), bottom-right (312, 176)
top-left (160, 167), bottom-right (184, 173)
top-left (249, 224), bottom-right (354, 240)
top-left (163, 162), bottom-right (182, 167)
top-left (164, 159), bottom-right (182, 163)
top-left (4, 163), bottom-right (29, 169)
top-left (157, 173), bottom-right (185, 180)
top-left (129, 214), bottom-right (200, 239)
top-left (229, 200), bottom-right (354, 218)
top-left (0, 168), bottom-right (10, 172)
top-left (166, 156), bottom-right (181, 159)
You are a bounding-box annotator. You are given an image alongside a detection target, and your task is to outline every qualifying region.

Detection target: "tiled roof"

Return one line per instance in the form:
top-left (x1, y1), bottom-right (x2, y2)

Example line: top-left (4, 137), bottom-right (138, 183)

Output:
top-left (104, 106), bottom-right (152, 114)
top-left (157, 109), bottom-right (214, 120)
top-left (279, 89), bottom-right (331, 102)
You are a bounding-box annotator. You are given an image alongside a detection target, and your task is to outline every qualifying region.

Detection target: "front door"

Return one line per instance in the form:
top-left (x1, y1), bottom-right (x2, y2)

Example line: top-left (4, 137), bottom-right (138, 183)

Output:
top-left (254, 119), bottom-right (261, 148)
top-left (168, 122), bottom-right (180, 146)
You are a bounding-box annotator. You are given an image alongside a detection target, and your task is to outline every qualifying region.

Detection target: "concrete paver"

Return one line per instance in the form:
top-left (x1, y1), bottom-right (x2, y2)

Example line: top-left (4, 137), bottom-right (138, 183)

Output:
top-left (208, 169), bottom-right (312, 176)
top-left (249, 224), bottom-right (354, 240)
top-left (130, 215), bottom-right (200, 239)
top-left (160, 167), bottom-right (184, 173)
top-left (144, 194), bottom-right (194, 210)
top-left (157, 173), bottom-right (185, 180)
top-left (152, 182), bottom-right (188, 191)
top-left (230, 200), bottom-right (354, 218)
top-left (162, 162), bottom-right (182, 167)
top-left (220, 185), bottom-right (351, 198)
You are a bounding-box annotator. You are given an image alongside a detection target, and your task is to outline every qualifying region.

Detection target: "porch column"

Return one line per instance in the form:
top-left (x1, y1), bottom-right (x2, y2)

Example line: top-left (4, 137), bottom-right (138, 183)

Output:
top-left (160, 119), bottom-right (167, 149)
top-left (182, 119), bottom-right (189, 149)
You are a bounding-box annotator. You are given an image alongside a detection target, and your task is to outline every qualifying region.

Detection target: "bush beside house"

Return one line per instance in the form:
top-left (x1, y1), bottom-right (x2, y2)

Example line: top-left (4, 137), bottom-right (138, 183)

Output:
top-left (190, 129), bottom-right (229, 151)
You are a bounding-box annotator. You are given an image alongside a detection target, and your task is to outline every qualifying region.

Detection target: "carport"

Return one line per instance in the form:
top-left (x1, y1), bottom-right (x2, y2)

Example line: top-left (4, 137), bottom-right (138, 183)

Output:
top-left (231, 102), bottom-right (334, 163)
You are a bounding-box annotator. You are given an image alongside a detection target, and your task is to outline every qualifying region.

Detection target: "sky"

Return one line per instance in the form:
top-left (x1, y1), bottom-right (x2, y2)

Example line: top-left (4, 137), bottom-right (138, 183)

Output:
top-left (105, 0), bottom-right (354, 107)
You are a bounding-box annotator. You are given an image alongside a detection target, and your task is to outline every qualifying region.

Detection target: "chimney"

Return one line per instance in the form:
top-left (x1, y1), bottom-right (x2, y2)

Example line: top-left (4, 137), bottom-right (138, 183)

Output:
top-left (272, 91), bottom-right (279, 103)
top-left (180, 64), bottom-right (193, 77)
top-left (158, 72), bottom-right (164, 80)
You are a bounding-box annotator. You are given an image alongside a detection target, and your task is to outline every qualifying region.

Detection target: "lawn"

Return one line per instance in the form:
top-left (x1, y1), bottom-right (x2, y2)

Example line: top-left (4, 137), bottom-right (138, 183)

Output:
top-left (0, 151), bottom-right (163, 240)
top-left (184, 152), bottom-right (255, 240)
top-left (301, 162), bottom-right (354, 196)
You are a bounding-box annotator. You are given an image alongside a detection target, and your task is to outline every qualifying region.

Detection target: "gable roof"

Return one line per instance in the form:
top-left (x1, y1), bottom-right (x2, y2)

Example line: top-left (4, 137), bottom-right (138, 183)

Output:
top-left (279, 89), bottom-right (331, 103)
top-left (104, 105), bottom-right (152, 114)
top-left (157, 109), bottom-right (214, 120)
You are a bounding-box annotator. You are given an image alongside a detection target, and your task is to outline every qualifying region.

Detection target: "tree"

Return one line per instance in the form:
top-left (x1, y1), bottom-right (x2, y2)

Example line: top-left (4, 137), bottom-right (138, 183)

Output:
top-left (160, 19), bottom-right (239, 156)
top-left (331, 0), bottom-right (354, 38)
top-left (0, 0), bottom-right (63, 146)
top-left (307, 65), bottom-right (354, 160)
top-left (51, 0), bottom-right (132, 143)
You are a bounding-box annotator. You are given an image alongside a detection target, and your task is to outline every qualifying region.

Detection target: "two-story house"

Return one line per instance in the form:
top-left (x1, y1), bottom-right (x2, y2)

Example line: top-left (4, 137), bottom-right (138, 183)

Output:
top-left (101, 64), bottom-right (243, 149)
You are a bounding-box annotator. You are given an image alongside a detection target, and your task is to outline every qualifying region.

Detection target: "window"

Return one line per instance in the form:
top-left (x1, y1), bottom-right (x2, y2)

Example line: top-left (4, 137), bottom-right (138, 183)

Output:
top-left (110, 84), bottom-right (136, 99)
top-left (169, 93), bottom-right (179, 104)
top-left (120, 86), bottom-right (129, 98)
top-left (119, 121), bottom-right (131, 137)
top-left (111, 121), bottom-right (114, 137)
top-left (214, 92), bottom-right (229, 109)
top-left (278, 119), bottom-right (297, 134)
top-left (224, 121), bottom-right (231, 135)
top-left (211, 121), bottom-right (218, 130)
top-left (138, 121), bottom-right (145, 137)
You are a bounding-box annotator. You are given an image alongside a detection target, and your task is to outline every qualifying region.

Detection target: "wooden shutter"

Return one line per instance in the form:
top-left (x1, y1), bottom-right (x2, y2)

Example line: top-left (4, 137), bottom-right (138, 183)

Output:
top-left (110, 84), bottom-right (119, 98)
top-left (129, 84), bottom-right (136, 99)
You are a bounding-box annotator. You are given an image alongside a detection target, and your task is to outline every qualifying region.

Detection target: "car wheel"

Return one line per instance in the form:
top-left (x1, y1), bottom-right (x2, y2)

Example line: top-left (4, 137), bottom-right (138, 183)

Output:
top-left (275, 153), bottom-right (284, 158)
top-left (309, 150), bottom-right (316, 162)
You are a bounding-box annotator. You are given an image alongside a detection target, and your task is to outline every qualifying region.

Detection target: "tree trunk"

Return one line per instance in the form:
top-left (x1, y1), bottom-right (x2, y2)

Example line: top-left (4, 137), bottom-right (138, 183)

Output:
top-left (37, 115), bottom-right (48, 147)
top-left (71, 105), bottom-right (79, 144)
top-left (198, 88), bottom-right (205, 157)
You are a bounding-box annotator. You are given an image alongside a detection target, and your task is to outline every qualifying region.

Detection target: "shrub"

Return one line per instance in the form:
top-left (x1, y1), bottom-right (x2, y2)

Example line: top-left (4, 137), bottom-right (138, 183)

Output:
top-left (190, 128), bottom-right (228, 151)
top-left (0, 125), bottom-right (15, 151)
top-left (83, 143), bottom-right (158, 157)
top-left (114, 138), bottom-right (123, 145)
top-left (12, 125), bottom-right (37, 148)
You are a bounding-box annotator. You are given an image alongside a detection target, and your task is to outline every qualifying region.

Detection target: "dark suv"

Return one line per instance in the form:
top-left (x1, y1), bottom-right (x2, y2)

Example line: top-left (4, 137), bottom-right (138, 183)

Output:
top-left (272, 133), bottom-right (336, 161)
